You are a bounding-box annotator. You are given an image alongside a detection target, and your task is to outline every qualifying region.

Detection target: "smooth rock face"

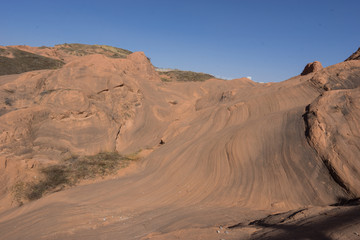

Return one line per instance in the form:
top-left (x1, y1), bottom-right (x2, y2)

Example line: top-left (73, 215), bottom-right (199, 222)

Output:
top-left (0, 53), bottom-right (156, 159)
top-left (305, 88), bottom-right (360, 196)
top-left (0, 45), bottom-right (360, 240)
top-left (301, 61), bottom-right (323, 75)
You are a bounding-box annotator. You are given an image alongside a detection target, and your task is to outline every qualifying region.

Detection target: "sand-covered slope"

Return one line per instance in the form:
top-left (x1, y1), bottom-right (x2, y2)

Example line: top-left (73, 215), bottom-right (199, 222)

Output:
top-left (0, 45), bottom-right (360, 239)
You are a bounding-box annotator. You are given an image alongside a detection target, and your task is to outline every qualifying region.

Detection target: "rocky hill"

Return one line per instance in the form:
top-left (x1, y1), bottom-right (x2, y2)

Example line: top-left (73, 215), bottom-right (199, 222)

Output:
top-left (0, 44), bottom-right (360, 240)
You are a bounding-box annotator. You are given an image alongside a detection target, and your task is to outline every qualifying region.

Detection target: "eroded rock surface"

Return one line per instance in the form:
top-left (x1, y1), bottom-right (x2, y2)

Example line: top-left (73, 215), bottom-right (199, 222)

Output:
top-left (301, 61), bottom-right (323, 75)
top-left (0, 45), bottom-right (360, 240)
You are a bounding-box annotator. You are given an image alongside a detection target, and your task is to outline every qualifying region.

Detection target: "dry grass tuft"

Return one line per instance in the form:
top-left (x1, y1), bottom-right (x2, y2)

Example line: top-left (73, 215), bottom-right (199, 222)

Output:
top-left (158, 70), bottom-right (214, 82)
top-left (13, 151), bottom-right (137, 203)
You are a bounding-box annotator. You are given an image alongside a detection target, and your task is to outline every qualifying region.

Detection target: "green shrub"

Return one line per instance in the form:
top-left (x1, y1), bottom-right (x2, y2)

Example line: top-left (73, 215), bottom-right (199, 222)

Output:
top-left (26, 165), bottom-right (70, 200)
top-left (158, 70), bottom-right (214, 82)
top-left (161, 77), bottom-right (172, 82)
top-left (12, 181), bottom-right (26, 206)
top-left (18, 151), bottom-right (135, 201)
top-left (56, 43), bottom-right (132, 59)
top-left (0, 48), bottom-right (64, 76)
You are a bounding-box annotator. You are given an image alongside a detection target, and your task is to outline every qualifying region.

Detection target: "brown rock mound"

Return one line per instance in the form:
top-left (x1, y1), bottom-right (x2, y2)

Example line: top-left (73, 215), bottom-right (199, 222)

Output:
top-left (305, 88), bottom-right (360, 197)
top-left (309, 60), bottom-right (360, 91)
top-left (1, 44), bottom-right (360, 240)
top-left (0, 44), bottom-right (134, 76)
top-left (301, 61), bottom-right (323, 75)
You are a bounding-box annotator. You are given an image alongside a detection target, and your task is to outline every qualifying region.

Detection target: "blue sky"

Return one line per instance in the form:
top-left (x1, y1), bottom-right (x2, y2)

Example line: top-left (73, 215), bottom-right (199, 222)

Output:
top-left (1, 0), bottom-right (359, 82)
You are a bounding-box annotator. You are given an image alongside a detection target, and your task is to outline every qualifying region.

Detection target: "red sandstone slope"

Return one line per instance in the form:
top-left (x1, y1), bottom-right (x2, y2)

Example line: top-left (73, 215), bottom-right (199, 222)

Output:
top-left (0, 45), bottom-right (359, 239)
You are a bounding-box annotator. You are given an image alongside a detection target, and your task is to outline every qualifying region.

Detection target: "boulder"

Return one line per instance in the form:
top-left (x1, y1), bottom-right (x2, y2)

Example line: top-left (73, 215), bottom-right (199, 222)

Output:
top-left (301, 61), bottom-right (323, 75)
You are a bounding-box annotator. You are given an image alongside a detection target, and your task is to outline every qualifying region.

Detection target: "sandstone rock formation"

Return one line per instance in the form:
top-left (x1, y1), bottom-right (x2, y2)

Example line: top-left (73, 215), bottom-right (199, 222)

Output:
top-left (0, 44), bottom-right (360, 240)
top-left (301, 61), bottom-right (323, 75)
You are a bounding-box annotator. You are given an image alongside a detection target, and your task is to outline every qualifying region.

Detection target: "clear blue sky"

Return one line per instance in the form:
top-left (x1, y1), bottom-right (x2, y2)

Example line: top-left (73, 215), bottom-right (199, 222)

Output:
top-left (1, 0), bottom-right (359, 82)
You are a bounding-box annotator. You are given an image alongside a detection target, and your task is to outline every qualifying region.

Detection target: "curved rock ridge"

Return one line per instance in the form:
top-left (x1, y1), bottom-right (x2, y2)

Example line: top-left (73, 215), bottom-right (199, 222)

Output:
top-left (12, 43), bottom-right (133, 61)
top-left (0, 45), bottom-right (360, 240)
top-left (305, 88), bottom-right (360, 197)
top-left (309, 60), bottom-right (360, 90)
top-left (345, 47), bottom-right (360, 61)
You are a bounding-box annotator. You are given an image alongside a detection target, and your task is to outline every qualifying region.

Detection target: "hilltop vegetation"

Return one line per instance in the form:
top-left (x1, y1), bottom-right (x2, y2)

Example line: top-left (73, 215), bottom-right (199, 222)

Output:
top-left (0, 44), bottom-right (216, 83)
top-left (157, 69), bottom-right (215, 82)
top-left (0, 48), bottom-right (64, 76)
top-left (13, 152), bottom-right (138, 204)
top-left (55, 43), bottom-right (133, 58)
top-left (0, 43), bottom-right (133, 76)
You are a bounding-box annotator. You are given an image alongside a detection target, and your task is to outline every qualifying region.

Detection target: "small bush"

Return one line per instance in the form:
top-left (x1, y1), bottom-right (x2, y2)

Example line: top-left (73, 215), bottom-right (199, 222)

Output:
top-left (19, 151), bottom-right (135, 201)
top-left (161, 77), bottom-right (172, 82)
top-left (69, 152), bottom-right (130, 181)
top-left (4, 98), bottom-right (12, 106)
top-left (26, 165), bottom-right (70, 200)
top-left (12, 181), bottom-right (26, 205)
top-left (158, 70), bottom-right (214, 82)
